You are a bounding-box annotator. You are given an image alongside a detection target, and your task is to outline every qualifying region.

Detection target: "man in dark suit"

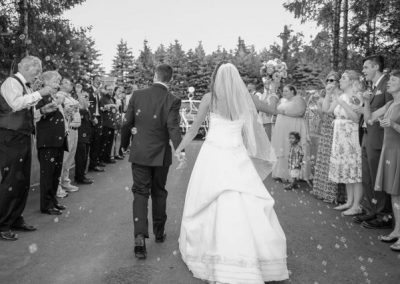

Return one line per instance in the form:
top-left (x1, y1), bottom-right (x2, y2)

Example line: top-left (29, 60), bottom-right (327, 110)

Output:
top-left (353, 55), bottom-right (393, 228)
top-left (121, 64), bottom-right (184, 259)
top-left (36, 71), bottom-right (69, 216)
top-left (87, 75), bottom-right (105, 172)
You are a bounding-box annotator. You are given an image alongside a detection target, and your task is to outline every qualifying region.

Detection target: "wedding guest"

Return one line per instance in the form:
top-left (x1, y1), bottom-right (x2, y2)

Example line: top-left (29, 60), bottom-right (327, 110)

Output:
top-left (75, 89), bottom-right (94, 185)
top-left (311, 72), bottom-right (341, 203)
top-left (354, 55), bottom-right (393, 229)
top-left (375, 69), bottom-right (400, 251)
top-left (271, 84), bottom-right (311, 183)
top-left (58, 78), bottom-right (81, 197)
top-left (285, 132), bottom-right (304, 190)
top-left (88, 75), bottom-right (105, 172)
top-left (99, 85), bottom-right (118, 164)
top-left (111, 86), bottom-right (124, 160)
top-left (328, 70), bottom-right (363, 216)
top-left (0, 56), bottom-right (53, 240)
top-left (247, 82), bottom-right (257, 95)
top-left (304, 90), bottom-right (322, 139)
top-left (36, 71), bottom-right (68, 216)
top-left (255, 76), bottom-right (279, 139)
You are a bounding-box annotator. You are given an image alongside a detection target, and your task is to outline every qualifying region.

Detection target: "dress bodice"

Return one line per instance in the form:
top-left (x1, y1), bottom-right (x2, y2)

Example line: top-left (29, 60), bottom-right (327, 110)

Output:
top-left (334, 93), bottom-right (361, 120)
top-left (205, 113), bottom-right (245, 148)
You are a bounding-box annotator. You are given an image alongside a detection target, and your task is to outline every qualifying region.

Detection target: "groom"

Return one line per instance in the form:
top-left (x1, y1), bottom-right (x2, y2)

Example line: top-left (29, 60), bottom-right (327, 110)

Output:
top-left (121, 64), bottom-right (184, 259)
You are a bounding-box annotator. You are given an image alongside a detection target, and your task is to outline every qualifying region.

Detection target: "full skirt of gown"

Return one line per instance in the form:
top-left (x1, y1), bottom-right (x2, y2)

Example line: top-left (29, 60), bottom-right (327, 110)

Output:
top-left (179, 114), bottom-right (289, 284)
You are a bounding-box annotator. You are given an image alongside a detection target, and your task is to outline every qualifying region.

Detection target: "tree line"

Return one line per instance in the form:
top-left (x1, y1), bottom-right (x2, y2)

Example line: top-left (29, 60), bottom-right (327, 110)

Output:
top-left (0, 0), bottom-right (103, 84)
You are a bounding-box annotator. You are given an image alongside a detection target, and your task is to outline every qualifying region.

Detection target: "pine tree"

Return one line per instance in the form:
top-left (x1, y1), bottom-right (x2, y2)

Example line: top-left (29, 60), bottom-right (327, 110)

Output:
top-left (135, 39), bottom-right (154, 87)
top-left (111, 39), bottom-right (134, 86)
top-left (154, 44), bottom-right (167, 64)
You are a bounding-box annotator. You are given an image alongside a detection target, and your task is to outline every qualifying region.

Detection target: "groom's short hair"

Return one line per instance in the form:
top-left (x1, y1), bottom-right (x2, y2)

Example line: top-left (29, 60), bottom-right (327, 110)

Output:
top-left (363, 55), bottom-right (384, 72)
top-left (155, 64), bottom-right (173, 83)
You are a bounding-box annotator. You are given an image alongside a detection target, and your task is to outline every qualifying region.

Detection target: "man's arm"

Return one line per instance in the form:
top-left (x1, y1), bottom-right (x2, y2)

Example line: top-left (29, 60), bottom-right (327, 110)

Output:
top-left (120, 93), bottom-right (135, 150)
top-left (1, 78), bottom-right (44, 111)
top-left (167, 97), bottom-right (182, 151)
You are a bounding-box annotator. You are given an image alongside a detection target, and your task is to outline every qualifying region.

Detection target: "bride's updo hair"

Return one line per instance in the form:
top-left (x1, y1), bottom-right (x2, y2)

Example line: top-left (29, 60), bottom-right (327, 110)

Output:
top-left (343, 70), bottom-right (365, 92)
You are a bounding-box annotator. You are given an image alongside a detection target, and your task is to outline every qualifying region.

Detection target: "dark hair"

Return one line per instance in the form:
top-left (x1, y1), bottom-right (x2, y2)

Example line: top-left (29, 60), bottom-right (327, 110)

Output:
top-left (284, 84), bottom-right (297, 96)
top-left (155, 64), bottom-right (173, 83)
top-left (113, 86), bottom-right (123, 97)
top-left (390, 69), bottom-right (400, 78)
top-left (326, 71), bottom-right (340, 82)
top-left (363, 55), bottom-right (384, 72)
top-left (289, 131), bottom-right (301, 142)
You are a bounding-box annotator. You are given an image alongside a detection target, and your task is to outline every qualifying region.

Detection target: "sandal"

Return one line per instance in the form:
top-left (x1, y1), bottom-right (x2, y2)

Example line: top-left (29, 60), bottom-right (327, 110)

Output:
top-left (334, 203), bottom-right (351, 211)
top-left (342, 207), bottom-right (363, 216)
top-left (390, 240), bottom-right (400, 252)
top-left (379, 235), bottom-right (400, 243)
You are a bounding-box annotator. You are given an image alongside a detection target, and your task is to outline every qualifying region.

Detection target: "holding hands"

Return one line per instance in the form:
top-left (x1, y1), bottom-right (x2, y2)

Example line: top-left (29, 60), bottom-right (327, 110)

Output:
top-left (175, 151), bottom-right (187, 170)
top-left (379, 118), bottom-right (392, 128)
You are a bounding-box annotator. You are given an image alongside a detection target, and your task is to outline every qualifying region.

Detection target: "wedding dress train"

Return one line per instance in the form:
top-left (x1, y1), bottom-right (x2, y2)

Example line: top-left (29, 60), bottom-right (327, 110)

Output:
top-left (179, 113), bottom-right (289, 284)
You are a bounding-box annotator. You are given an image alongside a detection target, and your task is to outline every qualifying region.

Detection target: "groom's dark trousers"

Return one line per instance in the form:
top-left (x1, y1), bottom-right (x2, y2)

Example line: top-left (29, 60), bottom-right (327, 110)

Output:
top-left (121, 83), bottom-right (182, 238)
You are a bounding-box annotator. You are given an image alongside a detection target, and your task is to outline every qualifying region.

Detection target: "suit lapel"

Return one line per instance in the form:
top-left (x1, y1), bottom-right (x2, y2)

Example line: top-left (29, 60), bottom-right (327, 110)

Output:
top-left (370, 74), bottom-right (388, 105)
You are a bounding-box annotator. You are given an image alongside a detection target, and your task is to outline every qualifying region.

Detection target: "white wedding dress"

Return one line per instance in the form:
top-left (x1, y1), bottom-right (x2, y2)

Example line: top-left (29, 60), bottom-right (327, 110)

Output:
top-left (179, 113), bottom-right (289, 284)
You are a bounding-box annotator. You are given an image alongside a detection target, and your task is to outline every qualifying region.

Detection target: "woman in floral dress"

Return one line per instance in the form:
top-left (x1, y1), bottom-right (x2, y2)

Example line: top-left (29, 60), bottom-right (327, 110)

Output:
top-left (311, 72), bottom-right (341, 203)
top-left (328, 70), bottom-right (363, 216)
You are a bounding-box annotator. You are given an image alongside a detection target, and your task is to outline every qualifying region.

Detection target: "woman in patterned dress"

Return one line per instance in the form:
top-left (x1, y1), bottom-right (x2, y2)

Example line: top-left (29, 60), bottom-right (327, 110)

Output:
top-left (311, 72), bottom-right (341, 202)
top-left (374, 70), bottom-right (400, 251)
top-left (328, 70), bottom-right (364, 215)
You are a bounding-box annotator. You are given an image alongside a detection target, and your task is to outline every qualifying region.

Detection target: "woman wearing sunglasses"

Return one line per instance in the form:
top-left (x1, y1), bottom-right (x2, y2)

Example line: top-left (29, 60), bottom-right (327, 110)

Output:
top-left (311, 71), bottom-right (341, 203)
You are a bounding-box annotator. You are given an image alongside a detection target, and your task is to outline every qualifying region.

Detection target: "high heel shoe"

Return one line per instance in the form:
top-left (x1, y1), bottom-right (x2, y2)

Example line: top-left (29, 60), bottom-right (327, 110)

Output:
top-left (333, 203), bottom-right (351, 211)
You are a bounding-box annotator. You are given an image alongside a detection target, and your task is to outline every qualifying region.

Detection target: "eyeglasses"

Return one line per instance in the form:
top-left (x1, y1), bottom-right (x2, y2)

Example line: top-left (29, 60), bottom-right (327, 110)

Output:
top-left (326, 79), bottom-right (336, 83)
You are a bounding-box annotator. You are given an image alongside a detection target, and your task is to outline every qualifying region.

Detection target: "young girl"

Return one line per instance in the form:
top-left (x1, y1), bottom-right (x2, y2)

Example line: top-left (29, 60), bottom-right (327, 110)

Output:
top-left (286, 131), bottom-right (304, 190)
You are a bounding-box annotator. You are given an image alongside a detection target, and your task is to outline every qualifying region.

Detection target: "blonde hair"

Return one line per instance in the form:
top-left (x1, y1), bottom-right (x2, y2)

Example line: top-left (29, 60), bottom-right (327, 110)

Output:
top-left (343, 70), bottom-right (365, 92)
top-left (41, 71), bottom-right (61, 84)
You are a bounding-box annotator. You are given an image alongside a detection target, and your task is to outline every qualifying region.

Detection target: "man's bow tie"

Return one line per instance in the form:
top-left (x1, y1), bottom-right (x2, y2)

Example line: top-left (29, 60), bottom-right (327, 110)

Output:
top-left (25, 82), bottom-right (31, 88)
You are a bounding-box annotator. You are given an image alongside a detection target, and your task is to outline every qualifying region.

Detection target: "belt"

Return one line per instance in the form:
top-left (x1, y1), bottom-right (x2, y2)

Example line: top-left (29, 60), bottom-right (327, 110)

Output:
top-left (70, 126), bottom-right (79, 130)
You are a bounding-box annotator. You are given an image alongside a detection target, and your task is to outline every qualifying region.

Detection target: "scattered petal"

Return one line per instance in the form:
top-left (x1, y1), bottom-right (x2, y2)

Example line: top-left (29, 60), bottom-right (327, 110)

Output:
top-left (28, 243), bottom-right (38, 254)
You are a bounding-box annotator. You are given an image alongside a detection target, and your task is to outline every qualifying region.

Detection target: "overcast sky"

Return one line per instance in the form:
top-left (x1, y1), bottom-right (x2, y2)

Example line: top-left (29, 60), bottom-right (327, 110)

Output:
top-left (64, 0), bottom-right (319, 73)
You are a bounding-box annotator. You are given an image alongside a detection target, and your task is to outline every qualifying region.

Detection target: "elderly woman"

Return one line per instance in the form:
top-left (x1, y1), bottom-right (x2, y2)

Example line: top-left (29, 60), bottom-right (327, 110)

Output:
top-left (328, 70), bottom-right (363, 215)
top-left (374, 70), bottom-right (400, 251)
top-left (311, 72), bottom-right (341, 203)
top-left (35, 71), bottom-right (68, 215)
top-left (270, 84), bottom-right (311, 183)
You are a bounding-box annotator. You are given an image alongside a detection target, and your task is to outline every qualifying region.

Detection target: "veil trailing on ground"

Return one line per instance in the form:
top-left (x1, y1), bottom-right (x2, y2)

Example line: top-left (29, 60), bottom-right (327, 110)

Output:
top-left (211, 63), bottom-right (276, 180)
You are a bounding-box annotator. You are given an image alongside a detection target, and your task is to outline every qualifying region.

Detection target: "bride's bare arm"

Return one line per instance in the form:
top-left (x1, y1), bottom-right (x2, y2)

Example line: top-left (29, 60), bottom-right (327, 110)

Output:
top-left (175, 93), bottom-right (211, 153)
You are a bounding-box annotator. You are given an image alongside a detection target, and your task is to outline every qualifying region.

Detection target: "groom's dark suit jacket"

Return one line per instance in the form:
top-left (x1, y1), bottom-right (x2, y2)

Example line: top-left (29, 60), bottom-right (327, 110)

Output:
top-left (120, 83), bottom-right (182, 167)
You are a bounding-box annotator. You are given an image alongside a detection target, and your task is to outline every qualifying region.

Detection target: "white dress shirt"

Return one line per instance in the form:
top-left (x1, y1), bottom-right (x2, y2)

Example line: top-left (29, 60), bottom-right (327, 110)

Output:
top-left (0, 72), bottom-right (42, 112)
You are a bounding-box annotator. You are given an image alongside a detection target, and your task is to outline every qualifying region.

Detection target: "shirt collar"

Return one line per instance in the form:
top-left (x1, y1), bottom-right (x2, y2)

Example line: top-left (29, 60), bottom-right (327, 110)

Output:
top-left (154, 81), bottom-right (169, 89)
top-left (374, 74), bottom-right (385, 88)
top-left (15, 72), bottom-right (27, 85)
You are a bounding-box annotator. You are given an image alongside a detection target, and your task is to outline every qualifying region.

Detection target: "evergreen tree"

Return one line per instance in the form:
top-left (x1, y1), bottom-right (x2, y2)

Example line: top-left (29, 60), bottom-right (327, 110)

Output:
top-left (111, 39), bottom-right (135, 86)
top-left (135, 39), bottom-right (154, 87)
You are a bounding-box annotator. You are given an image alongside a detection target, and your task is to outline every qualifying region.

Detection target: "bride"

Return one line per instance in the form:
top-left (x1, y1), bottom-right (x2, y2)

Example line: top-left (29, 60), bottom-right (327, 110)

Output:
top-left (175, 63), bottom-right (289, 283)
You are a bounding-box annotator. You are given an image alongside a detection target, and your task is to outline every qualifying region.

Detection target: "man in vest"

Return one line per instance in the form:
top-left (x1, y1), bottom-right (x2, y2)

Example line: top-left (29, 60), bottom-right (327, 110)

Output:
top-left (0, 56), bottom-right (55, 241)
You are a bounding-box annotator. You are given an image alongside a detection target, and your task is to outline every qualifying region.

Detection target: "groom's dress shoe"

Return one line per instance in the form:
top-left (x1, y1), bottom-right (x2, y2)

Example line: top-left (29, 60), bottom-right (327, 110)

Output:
top-left (134, 235), bottom-right (147, 259)
top-left (155, 233), bottom-right (167, 243)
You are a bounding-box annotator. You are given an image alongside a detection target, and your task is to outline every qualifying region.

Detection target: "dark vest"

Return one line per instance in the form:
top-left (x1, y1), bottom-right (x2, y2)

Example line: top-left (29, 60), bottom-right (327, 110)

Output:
top-left (0, 75), bottom-right (34, 135)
